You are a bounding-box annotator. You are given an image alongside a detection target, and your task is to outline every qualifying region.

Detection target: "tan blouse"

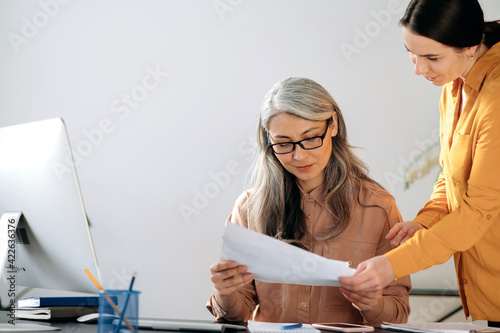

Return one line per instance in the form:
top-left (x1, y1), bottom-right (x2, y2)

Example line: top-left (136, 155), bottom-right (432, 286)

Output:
top-left (207, 182), bottom-right (411, 326)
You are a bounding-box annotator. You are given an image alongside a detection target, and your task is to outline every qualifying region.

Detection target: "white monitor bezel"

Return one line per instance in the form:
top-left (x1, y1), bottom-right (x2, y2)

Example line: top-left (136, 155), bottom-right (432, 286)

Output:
top-left (0, 118), bottom-right (101, 293)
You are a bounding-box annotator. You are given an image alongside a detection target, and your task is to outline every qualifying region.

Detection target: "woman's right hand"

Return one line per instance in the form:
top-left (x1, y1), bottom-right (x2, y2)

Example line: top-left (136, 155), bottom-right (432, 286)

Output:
top-left (210, 260), bottom-right (254, 295)
top-left (385, 220), bottom-right (425, 248)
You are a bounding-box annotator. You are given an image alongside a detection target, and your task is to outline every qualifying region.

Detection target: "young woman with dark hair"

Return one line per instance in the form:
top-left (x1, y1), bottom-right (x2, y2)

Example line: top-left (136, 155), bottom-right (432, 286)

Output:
top-left (340, 0), bottom-right (500, 326)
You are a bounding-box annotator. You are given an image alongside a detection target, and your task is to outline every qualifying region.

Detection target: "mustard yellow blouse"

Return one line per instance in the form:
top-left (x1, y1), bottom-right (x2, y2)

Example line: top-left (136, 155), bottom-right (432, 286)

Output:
top-left (386, 42), bottom-right (500, 320)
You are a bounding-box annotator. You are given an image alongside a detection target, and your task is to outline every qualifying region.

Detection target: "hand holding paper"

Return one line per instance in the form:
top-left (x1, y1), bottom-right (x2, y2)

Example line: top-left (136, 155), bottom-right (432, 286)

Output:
top-left (221, 222), bottom-right (355, 286)
top-left (210, 260), bottom-right (254, 295)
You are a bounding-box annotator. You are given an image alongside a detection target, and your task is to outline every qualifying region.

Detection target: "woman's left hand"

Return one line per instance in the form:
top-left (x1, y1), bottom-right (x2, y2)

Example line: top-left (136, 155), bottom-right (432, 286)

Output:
top-left (340, 288), bottom-right (383, 312)
top-left (385, 220), bottom-right (424, 248)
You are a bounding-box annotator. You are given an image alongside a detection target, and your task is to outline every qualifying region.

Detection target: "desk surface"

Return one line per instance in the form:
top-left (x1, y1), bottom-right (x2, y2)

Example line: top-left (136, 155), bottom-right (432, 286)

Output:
top-left (0, 321), bottom-right (401, 333)
top-left (50, 323), bottom-right (393, 333)
top-left (30, 321), bottom-right (175, 332)
top-left (0, 312), bottom-right (400, 333)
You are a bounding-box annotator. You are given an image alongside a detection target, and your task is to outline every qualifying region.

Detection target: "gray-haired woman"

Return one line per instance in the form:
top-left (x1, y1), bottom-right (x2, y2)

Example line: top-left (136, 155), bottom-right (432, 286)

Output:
top-left (206, 77), bottom-right (410, 327)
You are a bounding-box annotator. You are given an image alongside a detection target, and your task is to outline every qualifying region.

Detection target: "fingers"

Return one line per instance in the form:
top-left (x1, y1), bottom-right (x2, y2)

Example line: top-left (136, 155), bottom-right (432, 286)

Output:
top-left (387, 221), bottom-right (422, 248)
top-left (385, 223), bottom-right (404, 240)
top-left (389, 229), bottom-right (409, 248)
top-left (210, 260), bottom-right (238, 275)
top-left (386, 222), bottom-right (409, 248)
top-left (339, 274), bottom-right (380, 293)
top-left (401, 229), bottom-right (416, 244)
top-left (339, 256), bottom-right (395, 293)
top-left (339, 262), bottom-right (379, 293)
top-left (210, 261), bottom-right (247, 284)
top-left (210, 261), bottom-right (254, 295)
top-left (340, 288), bottom-right (382, 312)
top-left (215, 271), bottom-right (254, 295)
top-left (341, 289), bottom-right (361, 311)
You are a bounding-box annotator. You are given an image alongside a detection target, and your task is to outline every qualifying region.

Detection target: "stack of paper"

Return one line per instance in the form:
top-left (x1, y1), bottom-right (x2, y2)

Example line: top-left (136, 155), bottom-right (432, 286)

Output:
top-left (15, 306), bottom-right (98, 321)
top-left (15, 296), bottom-right (100, 321)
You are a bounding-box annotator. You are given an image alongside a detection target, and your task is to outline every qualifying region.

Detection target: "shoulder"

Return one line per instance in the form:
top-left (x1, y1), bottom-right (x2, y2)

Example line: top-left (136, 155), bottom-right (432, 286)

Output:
top-left (358, 181), bottom-right (396, 209)
top-left (481, 48), bottom-right (500, 91)
top-left (481, 67), bottom-right (500, 106)
top-left (229, 189), bottom-right (254, 228)
top-left (233, 189), bottom-right (253, 208)
top-left (356, 181), bottom-right (402, 225)
top-left (483, 42), bottom-right (500, 75)
top-left (476, 66), bottom-right (500, 127)
top-left (474, 44), bottom-right (500, 109)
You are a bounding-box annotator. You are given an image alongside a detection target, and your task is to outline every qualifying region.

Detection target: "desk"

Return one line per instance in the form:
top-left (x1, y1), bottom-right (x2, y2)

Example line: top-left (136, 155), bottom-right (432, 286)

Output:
top-left (0, 316), bottom-right (404, 333)
top-left (25, 321), bottom-right (172, 332)
top-left (1, 319), bottom-right (174, 333)
top-left (45, 324), bottom-right (398, 333)
top-left (2, 322), bottom-right (402, 333)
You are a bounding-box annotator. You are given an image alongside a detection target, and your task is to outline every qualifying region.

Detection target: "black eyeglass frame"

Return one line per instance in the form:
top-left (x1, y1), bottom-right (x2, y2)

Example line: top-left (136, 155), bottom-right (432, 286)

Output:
top-left (267, 118), bottom-right (332, 155)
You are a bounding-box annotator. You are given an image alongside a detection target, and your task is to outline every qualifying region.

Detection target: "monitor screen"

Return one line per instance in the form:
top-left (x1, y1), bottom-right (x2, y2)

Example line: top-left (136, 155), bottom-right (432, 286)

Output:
top-left (0, 118), bottom-right (100, 293)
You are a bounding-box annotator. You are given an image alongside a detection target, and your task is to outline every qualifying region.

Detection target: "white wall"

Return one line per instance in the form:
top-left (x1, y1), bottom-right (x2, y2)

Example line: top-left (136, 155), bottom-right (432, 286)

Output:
top-left (1, 0), bottom-right (499, 321)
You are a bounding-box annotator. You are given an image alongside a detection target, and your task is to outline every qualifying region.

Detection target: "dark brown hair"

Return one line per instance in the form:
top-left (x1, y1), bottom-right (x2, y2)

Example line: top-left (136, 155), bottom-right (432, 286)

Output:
top-left (400, 0), bottom-right (500, 48)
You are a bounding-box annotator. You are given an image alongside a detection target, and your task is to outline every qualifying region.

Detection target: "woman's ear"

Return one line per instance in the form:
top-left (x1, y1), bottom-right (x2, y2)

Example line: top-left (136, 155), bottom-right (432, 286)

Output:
top-left (330, 112), bottom-right (338, 137)
top-left (467, 45), bottom-right (479, 58)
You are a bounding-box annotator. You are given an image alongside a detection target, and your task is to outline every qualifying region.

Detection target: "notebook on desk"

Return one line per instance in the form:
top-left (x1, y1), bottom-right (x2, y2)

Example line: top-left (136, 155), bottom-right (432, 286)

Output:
top-left (138, 318), bottom-right (247, 332)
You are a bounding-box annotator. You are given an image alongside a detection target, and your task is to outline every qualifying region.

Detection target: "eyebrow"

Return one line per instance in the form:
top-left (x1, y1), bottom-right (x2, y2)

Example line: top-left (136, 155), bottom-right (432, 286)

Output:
top-left (272, 126), bottom-right (320, 140)
top-left (404, 44), bottom-right (440, 57)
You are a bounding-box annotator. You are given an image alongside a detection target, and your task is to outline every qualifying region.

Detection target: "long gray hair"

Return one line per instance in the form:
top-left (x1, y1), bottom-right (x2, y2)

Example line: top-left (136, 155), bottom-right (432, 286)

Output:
top-left (245, 77), bottom-right (384, 242)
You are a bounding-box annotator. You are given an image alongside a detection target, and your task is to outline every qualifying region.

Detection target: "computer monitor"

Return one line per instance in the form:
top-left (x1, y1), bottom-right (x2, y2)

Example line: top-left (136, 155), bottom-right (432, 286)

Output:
top-left (0, 118), bottom-right (101, 293)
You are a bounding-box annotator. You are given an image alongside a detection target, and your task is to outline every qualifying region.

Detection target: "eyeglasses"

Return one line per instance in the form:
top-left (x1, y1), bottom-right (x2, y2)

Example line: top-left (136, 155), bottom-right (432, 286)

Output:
top-left (267, 119), bottom-right (331, 154)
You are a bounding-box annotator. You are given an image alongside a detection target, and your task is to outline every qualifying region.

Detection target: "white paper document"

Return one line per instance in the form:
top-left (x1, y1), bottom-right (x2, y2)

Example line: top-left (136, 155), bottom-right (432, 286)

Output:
top-left (221, 222), bottom-right (355, 286)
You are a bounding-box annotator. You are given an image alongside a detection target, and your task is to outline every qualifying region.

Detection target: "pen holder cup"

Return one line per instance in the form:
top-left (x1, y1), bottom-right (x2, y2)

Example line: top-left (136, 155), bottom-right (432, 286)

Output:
top-left (98, 289), bottom-right (140, 333)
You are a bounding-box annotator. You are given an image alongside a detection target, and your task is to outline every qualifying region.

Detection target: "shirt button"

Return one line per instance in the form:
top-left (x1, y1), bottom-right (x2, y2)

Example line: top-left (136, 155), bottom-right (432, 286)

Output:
top-left (463, 278), bottom-right (468, 284)
top-left (301, 302), bottom-right (307, 308)
top-left (307, 196), bottom-right (312, 200)
top-left (486, 214), bottom-right (492, 220)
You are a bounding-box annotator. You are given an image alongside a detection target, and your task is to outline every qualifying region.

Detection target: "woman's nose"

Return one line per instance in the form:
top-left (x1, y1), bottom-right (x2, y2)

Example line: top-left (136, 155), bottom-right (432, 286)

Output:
top-left (414, 57), bottom-right (429, 76)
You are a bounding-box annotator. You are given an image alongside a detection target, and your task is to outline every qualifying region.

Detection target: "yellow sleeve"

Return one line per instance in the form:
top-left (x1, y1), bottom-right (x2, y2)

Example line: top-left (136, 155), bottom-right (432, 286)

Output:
top-left (413, 171), bottom-right (448, 229)
top-left (387, 86), bottom-right (500, 279)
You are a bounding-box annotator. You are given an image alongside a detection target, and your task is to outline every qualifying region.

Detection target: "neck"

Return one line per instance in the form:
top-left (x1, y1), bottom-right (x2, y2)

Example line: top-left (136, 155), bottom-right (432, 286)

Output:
top-left (297, 179), bottom-right (322, 194)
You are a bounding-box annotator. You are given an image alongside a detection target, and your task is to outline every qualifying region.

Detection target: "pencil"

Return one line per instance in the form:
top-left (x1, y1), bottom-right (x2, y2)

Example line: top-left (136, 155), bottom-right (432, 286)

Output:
top-left (115, 272), bottom-right (137, 333)
top-left (84, 268), bottom-right (136, 333)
